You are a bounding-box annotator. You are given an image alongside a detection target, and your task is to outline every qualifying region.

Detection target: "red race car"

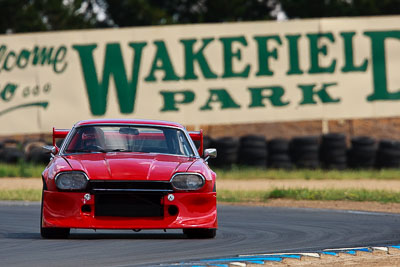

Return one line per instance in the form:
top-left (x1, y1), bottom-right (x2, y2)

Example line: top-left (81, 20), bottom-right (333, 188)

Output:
top-left (41, 119), bottom-right (217, 239)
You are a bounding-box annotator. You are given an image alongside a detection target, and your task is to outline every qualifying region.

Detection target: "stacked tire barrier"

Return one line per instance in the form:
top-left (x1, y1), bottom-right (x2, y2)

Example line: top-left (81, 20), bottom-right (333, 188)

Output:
top-left (0, 139), bottom-right (50, 165)
top-left (289, 136), bottom-right (320, 169)
top-left (268, 138), bottom-right (292, 169)
top-left (2, 134), bottom-right (400, 170)
top-left (202, 134), bottom-right (400, 170)
top-left (348, 136), bottom-right (376, 169)
top-left (23, 140), bottom-right (50, 164)
top-left (238, 135), bottom-right (268, 167)
top-left (208, 137), bottom-right (239, 168)
top-left (376, 139), bottom-right (400, 169)
top-left (0, 140), bottom-right (24, 164)
top-left (320, 133), bottom-right (347, 170)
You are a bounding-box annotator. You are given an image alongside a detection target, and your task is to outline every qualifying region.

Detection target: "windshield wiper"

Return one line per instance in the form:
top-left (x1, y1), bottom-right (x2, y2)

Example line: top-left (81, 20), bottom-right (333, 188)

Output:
top-left (106, 148), bottom-right (132, 152)
top-left (67, 148), bottom-right (107, 153)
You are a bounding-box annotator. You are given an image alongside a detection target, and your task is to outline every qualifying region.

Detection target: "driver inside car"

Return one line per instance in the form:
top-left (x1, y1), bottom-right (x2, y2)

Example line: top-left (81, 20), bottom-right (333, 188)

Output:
top-left (80, 127), bottom-right (104, 151)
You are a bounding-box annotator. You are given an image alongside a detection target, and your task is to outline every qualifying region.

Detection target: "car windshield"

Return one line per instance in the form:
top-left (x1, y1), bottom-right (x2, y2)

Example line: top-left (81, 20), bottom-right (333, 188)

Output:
top-left (63, 125), bottom-right (195, 156)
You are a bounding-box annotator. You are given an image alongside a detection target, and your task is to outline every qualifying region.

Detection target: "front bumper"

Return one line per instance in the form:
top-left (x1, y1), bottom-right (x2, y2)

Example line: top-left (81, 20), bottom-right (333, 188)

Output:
top-left (42, 190), bottom-right (217, 229)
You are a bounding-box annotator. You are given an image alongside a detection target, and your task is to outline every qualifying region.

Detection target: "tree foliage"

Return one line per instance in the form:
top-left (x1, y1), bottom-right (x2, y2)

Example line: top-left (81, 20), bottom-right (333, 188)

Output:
top-left (0, 0), bottom-right (98, 33)
top-left (1, 0), bottom-right (400, 34)
top-left (105, 0), bottom-right (274, 27)
top-left (280, 0), bottom-right (400, 19)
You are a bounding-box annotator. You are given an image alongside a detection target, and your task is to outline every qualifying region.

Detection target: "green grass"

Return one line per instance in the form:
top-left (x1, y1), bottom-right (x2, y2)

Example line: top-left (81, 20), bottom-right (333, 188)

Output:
top-left (0, 162), bottom-right (45, 178)
top-left (0, 189), bottom-right (42, 201)
top-left (218, 188), bottom-right (400, 203)
top-left (215, 166), bottom-right (400, 180)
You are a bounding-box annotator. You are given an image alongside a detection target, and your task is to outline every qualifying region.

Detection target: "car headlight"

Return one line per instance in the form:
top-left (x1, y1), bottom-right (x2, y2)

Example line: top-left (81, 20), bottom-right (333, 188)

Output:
top-left (170, 173), bottom-right (205, 191)
top-left (55, 171), bottom-right (89, 191)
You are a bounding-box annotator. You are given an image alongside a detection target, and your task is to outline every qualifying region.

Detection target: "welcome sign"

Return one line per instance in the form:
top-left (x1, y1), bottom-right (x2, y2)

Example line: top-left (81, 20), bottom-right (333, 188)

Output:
top-left (0, 16), bottom-right (400, 134)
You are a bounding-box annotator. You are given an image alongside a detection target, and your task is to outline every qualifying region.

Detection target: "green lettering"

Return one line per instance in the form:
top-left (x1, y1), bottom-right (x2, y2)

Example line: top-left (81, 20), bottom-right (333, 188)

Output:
top-left (53, 46), bottom-right (68, 73)
top-left (160, 90), bottom-right (195, 111)
top-left (1, 83), bottom-right (18, 101)
top-left (307, 33), bottom-right (336, 74)
top-left (16, 49), bottom-right (30, 69)
top-left (72, 42), bottom-right (146, 116)
top-left (286, 35), bottom-right (303, 75)
top-left (219, 36), bottom-right (250, 78)
top-left (180, 38), bottom-right (217, 80)
top-left (200, 89), bottom-right (241, 110)
top-left (144, 41), bottom-right (180, 82)
top-left (248, 86), bottom-right (289, 107)
top-left (0, 45), bottom-right (6, 64)
top-left (341, 32), bottom-right (368, 72)
top-left (364, 30), bottom-right (400, 101)
top-left (32, 47), bottom-right (54, 65)
top-left (3, 51), bottom-right (16, 71)
top-left (298, 83), bottom-right (340, 105)
top-left (254, 35), bottom-right (282, 76)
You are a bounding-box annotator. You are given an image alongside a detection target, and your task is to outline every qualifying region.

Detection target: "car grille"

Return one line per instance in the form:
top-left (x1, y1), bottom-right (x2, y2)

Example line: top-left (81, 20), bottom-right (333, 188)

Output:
top-left (95, 193), bottom-right (164, 217)
top-left (88, 181), bottom-right (171, 217)
top-left (88, 180), bottom-right (173, 193)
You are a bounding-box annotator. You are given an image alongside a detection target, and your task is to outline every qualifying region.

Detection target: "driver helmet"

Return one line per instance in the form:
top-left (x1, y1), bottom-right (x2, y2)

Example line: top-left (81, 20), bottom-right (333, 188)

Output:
top-left (81, 128), bottom-right (98, 148)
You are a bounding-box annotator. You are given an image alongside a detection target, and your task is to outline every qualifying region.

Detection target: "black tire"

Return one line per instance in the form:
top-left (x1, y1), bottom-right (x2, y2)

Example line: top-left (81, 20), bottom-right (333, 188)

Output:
top-left (213, 137), bottom-right (239, 149)
top-left (289, 136), bottom-right (320, 169)
top-left (351, 136), bottom-right (376, 147)
top-left (210, 137), bottom-right (239, 167)
top-left (347, 137), bottom-right (377, 169)
top-left (239, 147), bottom-right (268, 159)
top-left (268, 138), bottom-right (289, 153)
top-left (320, 148), bottom-right (347, 158)
top-left (322, 133), bottom-right (346, 142)
top-left (239, 135), bottom-right (266, 148)
top-left (269, 154), bottom-right (291, 162)
top-left (29, 146), bottom-right (51, 164)
top-left (321, 133), bottom-right (347, 149)
top-left (183, 228), bottom-right (216, 239)
top-left (40, 189), bottom-right (70, 239)
top-left (203, 136), bottom-right (213, 150)
top-left (376, 140), bottom-right (400, 168)
top-left (268, 160), bottom-right (292, 170)
top-left (238, 135), bottom-right (267, 167)
top-left (323, 162), bottom-right (347, 170)
top-left (320, 153), bottom-right (347, 165)
top-left (0, 147), bottom-right (24, 163)
top-left (291, 136), bottom-right (320, 146)
top-left (378, 148), bottom-right (400, 158)
top-left (379, 139), bottom-right (400, 150)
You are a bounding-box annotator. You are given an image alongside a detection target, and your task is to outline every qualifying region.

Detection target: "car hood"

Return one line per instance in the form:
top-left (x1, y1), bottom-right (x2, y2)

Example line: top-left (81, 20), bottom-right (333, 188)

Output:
top-left (62, 153), bottom-right (196, 181)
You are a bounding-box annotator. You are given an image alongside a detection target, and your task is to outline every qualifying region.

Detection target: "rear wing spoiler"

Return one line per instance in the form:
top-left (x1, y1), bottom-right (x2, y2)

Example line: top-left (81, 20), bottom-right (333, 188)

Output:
top-left (189, 130), bottom-right (203, 156)
top-left (53, 127), bottom-right (69, 146)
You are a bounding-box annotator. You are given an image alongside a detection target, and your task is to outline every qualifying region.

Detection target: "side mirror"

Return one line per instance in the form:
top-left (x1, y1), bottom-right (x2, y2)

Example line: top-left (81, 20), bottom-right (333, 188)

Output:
top-left (43, 145), bottom-right (59, 155)
top-left (204, 148), bottom-right (217, 161)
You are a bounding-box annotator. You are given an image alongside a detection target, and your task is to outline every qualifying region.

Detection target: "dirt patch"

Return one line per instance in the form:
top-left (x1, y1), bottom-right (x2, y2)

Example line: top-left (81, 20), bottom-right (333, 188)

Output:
top-left (0, 178), bottom-right (41, 190)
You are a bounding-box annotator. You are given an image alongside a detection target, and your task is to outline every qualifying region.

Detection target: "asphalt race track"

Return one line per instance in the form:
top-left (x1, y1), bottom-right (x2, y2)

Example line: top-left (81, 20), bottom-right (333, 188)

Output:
top-left (1, 202), bottom-right (400, 266)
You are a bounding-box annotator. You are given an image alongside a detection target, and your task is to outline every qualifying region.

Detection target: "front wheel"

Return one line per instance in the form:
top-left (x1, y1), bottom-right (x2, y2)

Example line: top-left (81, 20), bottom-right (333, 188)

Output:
top-left (183, 228), bottom-right (216, 239)
top-left (40, 189), bottom-right (70, 239)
